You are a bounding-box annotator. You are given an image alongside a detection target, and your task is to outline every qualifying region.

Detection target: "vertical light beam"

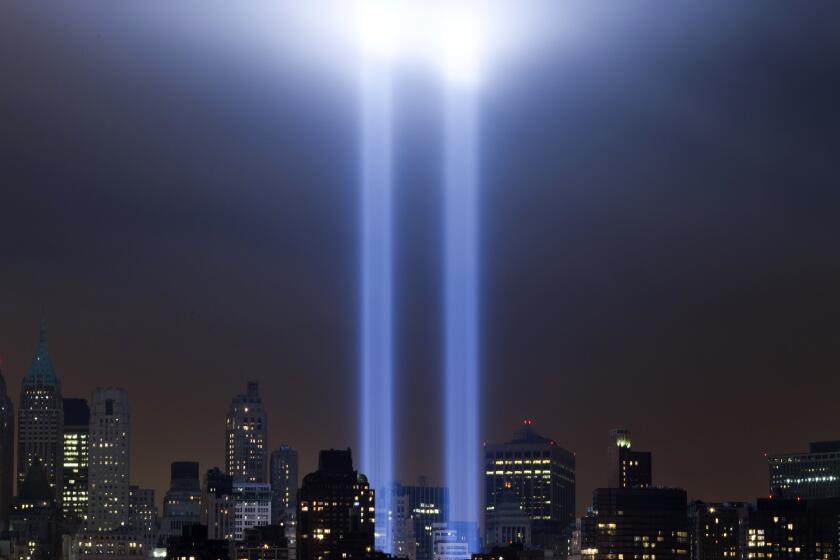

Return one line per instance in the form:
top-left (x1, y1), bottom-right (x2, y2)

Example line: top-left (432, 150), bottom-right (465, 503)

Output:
top-left (360, 53), bottom-right (394, 553)
top-left (444, 84), bottom-right (480, 553)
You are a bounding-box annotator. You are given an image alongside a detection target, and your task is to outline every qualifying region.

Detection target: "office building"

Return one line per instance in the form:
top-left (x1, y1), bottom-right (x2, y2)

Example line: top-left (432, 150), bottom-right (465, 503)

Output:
top-left (162, 461), bottom-right (202, 539)
top-left (580, 487), bottom-right (689, 560)
top-left (768, 441), bottom-right (840, 499)
top-left (87, 388), bottom-right (130, 532)
top-left (484, 421), bottom-right (575, 552)
top-left (62, 397), bottom-right (90, 528)
top-left (687, 501), bottom-right (742, 560)
top-left (270, 445), bottom-right (299, 525)
top-left (739, 498), bottom-right (838, 560)
top-left (297, 449), bottom-right (375, 560)
top-left (431, 523), bottom-right (470, 560)
top-left (129, 486), bottom-right (158, 541)
top-left (225, 382), bottom-right (267, 483)
top-left (233, 482), bottom-right (272, 541)
top-left (70, 529), bottom-right (151, 560)
top-left (0, 367), bottom-right (14, 531)
top-left (485, 489), bottom-right (531, 549)
top-left (392, 480), bottom-right (449, 560)
top-left (17, 321), bottom-right (64, 498)
top-left (203, 467), bottom-right (236, 541)
top-left (8, 463), bottom-right (61, 560)
top-left (607, 429), bottom-right (652, 489)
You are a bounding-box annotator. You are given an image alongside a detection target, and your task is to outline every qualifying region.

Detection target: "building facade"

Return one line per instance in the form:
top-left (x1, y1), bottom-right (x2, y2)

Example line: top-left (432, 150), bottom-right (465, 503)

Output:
top-left (17, 321), bottom-right (64, 499)
top-left (431, 523), bottom-right (470, 560)
top-left (161, 461), bottom-right (202, 540)
top-left (87, 388), bottom-right (131, 532)
top-left (0, 366), bottom-right (14, 531)
top-left (484, 421), bottom-right (575, 552)
top-left (129, 486), bottom-right (158, 542)
top-left (739, 498), bottom-right (838, 560)
top-left (225, 381), bottom-right (268, 483)
top-left (392, 481), bottom-right (449, 560)
top-left (687, 501), bottom-right (742, 560)
top-left (233, 482), bottom-right (272, 542)
top-left (270, 445), bottom-right (299, 523)
top-left (62, 397), bottom-right (90, 528)
top-left (485, 489), bottom-right (531, 549)
top-left (607, 429), bottom-right (652, 490)
top-left (580, 487), bottom-right (689, 560)
top-left (9, 463), bottom-right (61, 560)
top-left (203, 467), bottom-right (236, 541)
top-left (297, 449), bottom-right (375, 560)
top-left (768, 441), bottom-right (840, 499)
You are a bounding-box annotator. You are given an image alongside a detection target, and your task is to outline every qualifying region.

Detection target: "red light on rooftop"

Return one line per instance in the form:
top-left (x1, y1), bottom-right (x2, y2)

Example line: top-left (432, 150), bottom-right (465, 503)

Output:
top-left (522, 418), bottom-right (534, 426)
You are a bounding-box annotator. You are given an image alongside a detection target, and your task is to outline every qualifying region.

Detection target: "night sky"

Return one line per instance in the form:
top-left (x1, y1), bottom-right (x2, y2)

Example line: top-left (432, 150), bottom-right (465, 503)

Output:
top-left (2, 2), bottom-right (840, 513)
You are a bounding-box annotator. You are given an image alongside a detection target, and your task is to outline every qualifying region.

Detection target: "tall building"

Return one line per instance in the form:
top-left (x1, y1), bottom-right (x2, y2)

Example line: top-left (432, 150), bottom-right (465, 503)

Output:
top-left (768, 441), bottom-right (840, 499)
top-left (167, 524), bottom-right (232, 560)
top-left (484, 421), bottom-right (575, 552)
top-left (607, 428), bottom-right (652, 489)
top-left (233, 482), bottom-right (272, 542)
top-left (161, 462), bottom-right (202, 540)
top-left (0, 366), bottom-right (14, 531)
top-left (129, 486), bottom-right (158, 539)
top-left (270, 445), bottom-right (299, 523)
top-left (225, 381), bottom-right (267, 483)
top-left (87, 388), bottom-right (130, 532)
top-left (9, 462), bottom-right (61, 560)
top-left (391, 480), bottom-right (449, 560)
top-left (17, 321), bottom-right (64, 498)
top-left (62, 397), bottom-right (90, 527)
top-left (203, 467), bottom-right (236, 541)
top-left (297, 449), bottom-right (375, 560)
top-left (580, 487), bottom-right (689, 560)
top-left (687, 501), bottom-right (742, 560)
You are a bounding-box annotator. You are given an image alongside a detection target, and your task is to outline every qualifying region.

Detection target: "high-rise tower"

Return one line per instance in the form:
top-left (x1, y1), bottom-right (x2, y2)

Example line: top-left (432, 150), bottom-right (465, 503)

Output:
top-left (87, 388), bottom-right (130, 532)
top-left (0, 366), bottom-right (14, 531)
top-left (62, 397), bottom-right (90, 527)
top-left (225, 381), bottom-right (267, 483)
top-left (17, 321), bottom-right (63, 499)
top-left (607, 428), bottom-right (652, 489)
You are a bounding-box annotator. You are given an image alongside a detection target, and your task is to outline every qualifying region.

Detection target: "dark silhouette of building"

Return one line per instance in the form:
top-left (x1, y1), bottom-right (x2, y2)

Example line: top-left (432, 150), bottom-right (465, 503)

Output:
top-left (738, 498), bottom-right (840, 560)
top-left (270, 445), bottom-right (299, 524)
top-left (61, 397), bottom-right (90, 529)
top-left (768, 441), bottom-right (840, 499)
top-left (162, 461), bottom-right (202, 540)
top-left (581, 487), bottom-right (689, 560)
top-left (9, 462), bottom-right (60, 560)
top-left (607, 429), bottom-right (652, 489)
top-left (484, 421), bottom-right (575, 555)
top-left (485, 488), bottom-right (531, 549)
top-left (226, 382), bottom-right (268, 483)
top-left (0, 366), bottom-right (14, 532)
top-left (687, 501), bottom-right (743, 560)
top-left (472, 544), bottom-right (545, 560)
top-left (17, 321), bottom-right (63, 500)
top-left (297, 449), bottom-right (375, 560)
top-left (237, 524), bottom-right (290, 560)
top-left (167, 524), bottom-right (232, 560)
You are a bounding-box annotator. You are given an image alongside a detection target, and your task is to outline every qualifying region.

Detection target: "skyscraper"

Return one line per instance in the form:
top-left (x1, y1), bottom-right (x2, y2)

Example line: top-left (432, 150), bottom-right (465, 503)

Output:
top-left (607, 428), bottom-right (652, 489)
top-left (270, 445), bottom-right (299, 524)
top-left (62, 397), bottom-right (90, 527)
top-left (297, 449), bottom-right (375, 560)
top-left (226, 381), bottom-right (268, 483)
top-left (0, 366), bottom-right (14, 531)
top-left (233, 482), bottom-right (272, 541)
top-left (17, 321), bottom-right (64, 498)
top-left (580, 487), bottom-right (689, 560)
top-left (768, 441), bottom-right (840, 499)
top-left (87, 387), bottom-right (130, 532)
top-left (484, 421), bottom-right (575, 553)
top-left (161, 462), bottom-right (202, 540)
top-left (129, 485), bottom-right (158, 539)
top-left (687, 501), bottom-right (742, 560)
top-left (203, 467), bottom-right (236, 541)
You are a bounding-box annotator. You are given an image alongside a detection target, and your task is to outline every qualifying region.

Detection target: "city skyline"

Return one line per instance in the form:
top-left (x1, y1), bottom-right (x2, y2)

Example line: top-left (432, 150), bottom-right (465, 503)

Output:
top-left (3, 0), bottom-right (840, 534)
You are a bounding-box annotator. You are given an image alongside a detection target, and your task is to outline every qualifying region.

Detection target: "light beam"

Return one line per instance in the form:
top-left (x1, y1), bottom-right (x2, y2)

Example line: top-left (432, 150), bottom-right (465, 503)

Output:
top-left (359, 1), bottom-right (395, 553)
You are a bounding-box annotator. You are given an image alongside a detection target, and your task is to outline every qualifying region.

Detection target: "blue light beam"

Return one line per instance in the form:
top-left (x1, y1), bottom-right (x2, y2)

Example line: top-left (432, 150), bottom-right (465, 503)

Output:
top-left (360, 55), bottom-right (394, 554)
top-left (444, 84), bottom-right (480, 553)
